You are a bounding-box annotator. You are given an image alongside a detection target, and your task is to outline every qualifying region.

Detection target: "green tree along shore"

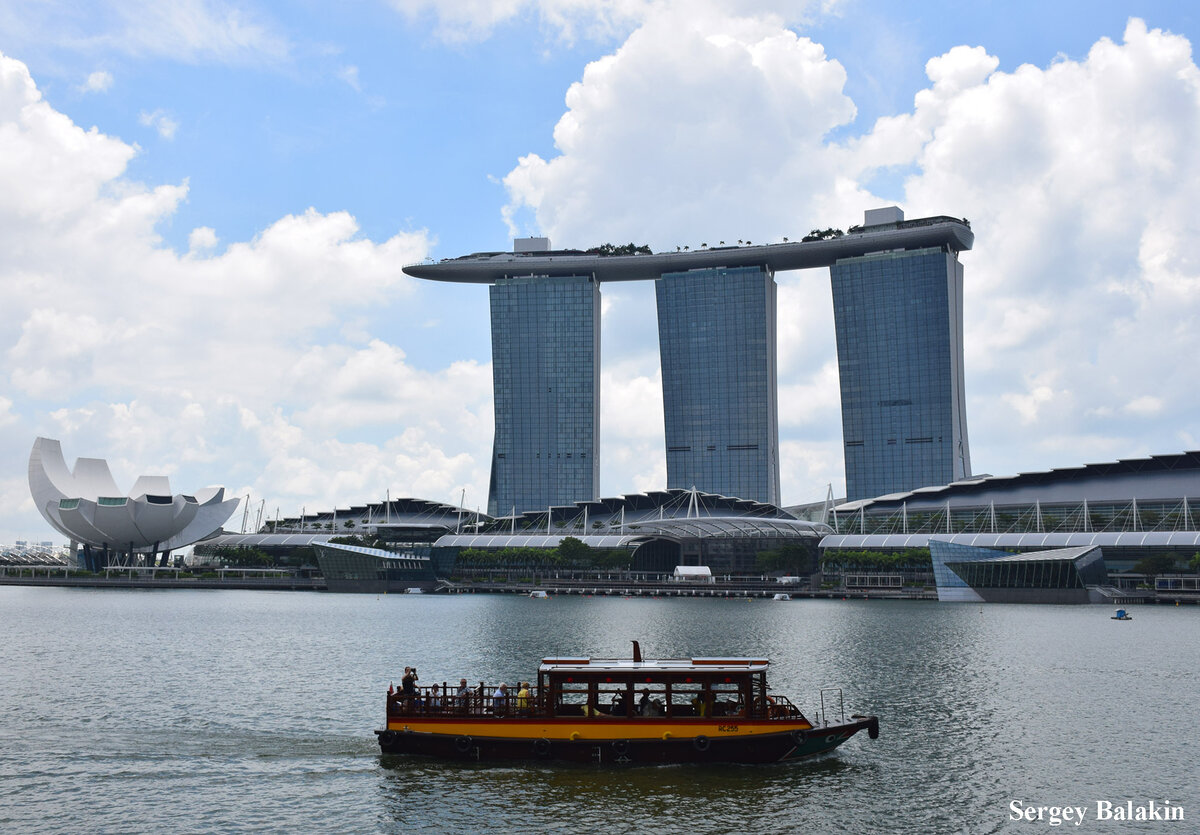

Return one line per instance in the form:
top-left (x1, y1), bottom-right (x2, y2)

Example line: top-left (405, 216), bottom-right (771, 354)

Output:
top-left (456, 537), bottom-right (634, 569)
top-left (1134, 552), bottom-right (1200, 580)
top-left (816, 549), bottom-right (933, 571)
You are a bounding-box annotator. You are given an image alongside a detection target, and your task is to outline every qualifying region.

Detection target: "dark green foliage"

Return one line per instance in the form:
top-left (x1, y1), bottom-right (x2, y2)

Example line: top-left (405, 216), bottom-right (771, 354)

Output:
top-left (198, 546), bottom-right (273, 567)
top-left (755, 544), bottom-right (815, 574)
top-left (1134, 553), bottom-right (1181, 578)
top-left (585, 242), bottom-right (653, 256)
top-left (801, 228), bottom-right (845, 242)
top-left (819, 548), bottom-right (932, 570)
top-left (455, 537), bottom-right (633, 569)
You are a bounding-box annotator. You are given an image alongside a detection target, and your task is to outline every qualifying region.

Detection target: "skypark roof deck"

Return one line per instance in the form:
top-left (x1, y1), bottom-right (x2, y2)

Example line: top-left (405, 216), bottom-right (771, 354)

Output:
top-left (403, 215), bottom-right (973, 284)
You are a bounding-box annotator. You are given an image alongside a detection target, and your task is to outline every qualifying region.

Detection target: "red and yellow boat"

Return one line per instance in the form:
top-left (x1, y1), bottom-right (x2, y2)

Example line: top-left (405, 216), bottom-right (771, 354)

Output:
top-left (376, 642), bottom-right (879, 764)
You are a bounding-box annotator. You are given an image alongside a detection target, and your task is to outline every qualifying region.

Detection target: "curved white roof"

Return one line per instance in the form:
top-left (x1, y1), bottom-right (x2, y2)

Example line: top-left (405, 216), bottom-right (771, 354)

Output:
top-left (28, 437), bottom-right (239, 552)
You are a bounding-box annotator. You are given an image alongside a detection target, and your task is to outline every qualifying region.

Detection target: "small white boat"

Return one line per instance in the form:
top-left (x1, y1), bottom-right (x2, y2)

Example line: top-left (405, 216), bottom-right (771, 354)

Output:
top-left (529, 590), bottom-right (550, 599)
top-left (772, 593), bottom-right (791, 601)
top-left (405, 587), bottom-right (425, 594)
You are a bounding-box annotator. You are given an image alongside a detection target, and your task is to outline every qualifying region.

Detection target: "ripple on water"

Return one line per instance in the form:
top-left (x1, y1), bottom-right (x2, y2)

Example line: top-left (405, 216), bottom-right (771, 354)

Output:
top-left (0, 589), bottom-right (1196, 834)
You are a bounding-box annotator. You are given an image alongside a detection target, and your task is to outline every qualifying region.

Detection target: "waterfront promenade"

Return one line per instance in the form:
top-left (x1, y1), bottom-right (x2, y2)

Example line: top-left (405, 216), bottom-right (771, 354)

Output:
top-left (3, 565), bottom-right (1199, 603)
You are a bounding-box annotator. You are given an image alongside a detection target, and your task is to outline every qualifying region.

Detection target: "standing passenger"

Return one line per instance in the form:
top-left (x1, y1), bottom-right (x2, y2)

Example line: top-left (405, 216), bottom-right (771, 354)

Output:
top-left (401, 666), bottom-right (418, 712)
top-left (492, 682), bottom-right (508, 714)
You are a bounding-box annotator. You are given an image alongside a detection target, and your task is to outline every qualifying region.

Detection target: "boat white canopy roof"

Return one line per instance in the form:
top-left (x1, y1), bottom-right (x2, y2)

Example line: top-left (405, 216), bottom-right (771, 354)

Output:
top-left (539, 657), bottom-right (769, 675)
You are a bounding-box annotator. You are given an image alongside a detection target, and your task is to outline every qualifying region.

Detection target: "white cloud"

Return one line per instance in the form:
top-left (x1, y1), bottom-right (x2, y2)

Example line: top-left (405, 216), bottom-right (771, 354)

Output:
top-left (139, 109), bottom-right (179, 139)
top-left (0, 49), bottom-right (505, 541)
top-left (389, 0), bottom-right (840, 44)
top-left (0, 396), bottom-right (15, 429)
top-left (81, 69), bottom-right (114, 93)
top-left (99, 0), bottom-right (289, 64)
top-left (502, 5), bottom-right (860, 250)
top-left (0, 0), bottom-right (289, 66)
top-left (188, 226), bottom-right (218, 252)
top-left (500, 15), bottom-right (1200, 500)
top-left (337, 64), bottom-right (361, 91)
top-left (7, 12), bottom-right (1200, 541)
top-left (387, 0), bottom-right (650, 43)
top-left (896, 18), bottom-right (1200, 472)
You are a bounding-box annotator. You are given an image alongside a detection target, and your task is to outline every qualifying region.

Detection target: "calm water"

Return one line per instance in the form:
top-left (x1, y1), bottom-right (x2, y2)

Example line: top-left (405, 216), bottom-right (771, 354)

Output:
top-left (1, 588), bottom-right (1196, 833)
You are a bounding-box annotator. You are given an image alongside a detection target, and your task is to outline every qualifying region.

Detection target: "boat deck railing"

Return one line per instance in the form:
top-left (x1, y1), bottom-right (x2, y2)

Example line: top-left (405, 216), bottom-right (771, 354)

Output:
top-left (387, 684), bottom-right (808, 722)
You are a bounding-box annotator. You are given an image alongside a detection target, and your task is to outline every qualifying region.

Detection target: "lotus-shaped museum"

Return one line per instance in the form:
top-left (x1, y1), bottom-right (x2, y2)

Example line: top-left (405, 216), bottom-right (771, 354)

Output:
top-left (29, 437), bottom-right (240, 565)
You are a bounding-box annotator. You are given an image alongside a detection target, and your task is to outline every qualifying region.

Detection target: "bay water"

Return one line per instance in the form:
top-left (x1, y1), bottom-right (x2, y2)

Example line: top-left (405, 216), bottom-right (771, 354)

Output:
top-left (1, 587), bottom-right (1196, 833)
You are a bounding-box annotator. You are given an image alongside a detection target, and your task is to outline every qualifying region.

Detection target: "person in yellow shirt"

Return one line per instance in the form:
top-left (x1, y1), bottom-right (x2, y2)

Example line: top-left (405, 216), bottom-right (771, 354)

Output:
top-left (516, 681), bottom-right (531, 713)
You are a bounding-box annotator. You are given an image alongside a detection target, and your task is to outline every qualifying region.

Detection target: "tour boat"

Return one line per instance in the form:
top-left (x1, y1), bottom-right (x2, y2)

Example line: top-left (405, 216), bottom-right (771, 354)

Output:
top-left (375, 642), bottom-right (879, 764)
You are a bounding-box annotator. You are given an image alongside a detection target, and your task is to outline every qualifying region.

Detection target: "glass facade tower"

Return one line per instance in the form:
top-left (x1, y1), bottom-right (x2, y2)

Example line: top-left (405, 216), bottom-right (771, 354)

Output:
top-left (488, 275), bottom-right (600, 516)
top-left (831, 247), bottom-right (971, 501)
top-left (656, 266), bottom-right (780, 505)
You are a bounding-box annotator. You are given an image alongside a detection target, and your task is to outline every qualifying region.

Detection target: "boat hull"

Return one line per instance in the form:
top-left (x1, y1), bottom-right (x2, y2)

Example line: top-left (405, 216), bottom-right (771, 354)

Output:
top-left (376, 716), bottom-right (878, 765)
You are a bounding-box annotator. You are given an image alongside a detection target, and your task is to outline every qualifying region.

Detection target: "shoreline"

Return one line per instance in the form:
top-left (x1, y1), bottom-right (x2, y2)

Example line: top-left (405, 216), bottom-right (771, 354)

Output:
top-left (2, 573), bottom-right (1197, 603)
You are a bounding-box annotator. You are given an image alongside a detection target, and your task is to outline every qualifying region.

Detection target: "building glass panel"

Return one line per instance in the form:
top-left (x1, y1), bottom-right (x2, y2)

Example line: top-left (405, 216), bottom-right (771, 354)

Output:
top-left (655, 266), bottom-right (779, 505)
top-left (488, 275), bottom-right (600, 516)
top-left (831, 247), bottom-right (971, 501)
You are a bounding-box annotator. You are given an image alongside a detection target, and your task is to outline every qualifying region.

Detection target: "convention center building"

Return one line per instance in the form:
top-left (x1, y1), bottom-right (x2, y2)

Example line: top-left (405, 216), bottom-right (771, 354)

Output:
top-left (819, 451), bottom-right (1200, 585)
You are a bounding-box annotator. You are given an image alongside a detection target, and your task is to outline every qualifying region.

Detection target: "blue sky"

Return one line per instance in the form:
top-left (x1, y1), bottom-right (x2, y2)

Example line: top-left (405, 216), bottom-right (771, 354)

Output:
top-left (3, 1), bottom-right (1200, 543)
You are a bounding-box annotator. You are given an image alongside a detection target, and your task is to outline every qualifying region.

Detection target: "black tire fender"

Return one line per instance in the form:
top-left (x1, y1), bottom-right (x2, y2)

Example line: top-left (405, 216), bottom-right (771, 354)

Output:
top-left (693, 734), bottom-right (710, 752)
top-left (534, 738), bottom-right (551, 757)
top-left (454, 735), bottom-right (473, 754)
top-left (378, 730), bottom-right (397, 746)
top-left (612, 739), bottom-right (630, 756)
top-left (791, 729), bottom-right (807, 746)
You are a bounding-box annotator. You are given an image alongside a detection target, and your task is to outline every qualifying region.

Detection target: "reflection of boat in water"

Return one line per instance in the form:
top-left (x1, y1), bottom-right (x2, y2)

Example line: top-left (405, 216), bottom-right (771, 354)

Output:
top-left (773, 593), bottom-right (791, 601)
top-left (529, 590), bottom-right (550, 599)
top-left (1111, 609), bottom-right (1133, 620)
top-left (376, 642), bottom-right (879, 764)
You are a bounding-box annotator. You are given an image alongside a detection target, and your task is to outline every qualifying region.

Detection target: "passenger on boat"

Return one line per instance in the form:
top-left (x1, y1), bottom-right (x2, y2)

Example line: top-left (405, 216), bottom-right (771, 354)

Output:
top-left (517, 682), bottom-right (531, 713)
top-left (636, 690), bottom-right (664, 717)
top-left (428, 683), bottom-right (442, 711)
top-left (610, 692), bottom-right (627, 717)
top-left (400, 666), bottom-right (418, 712)
top-left (456, 678), bottom-right (470, 712)
top-left (492, 682), bottom-right (508, 714)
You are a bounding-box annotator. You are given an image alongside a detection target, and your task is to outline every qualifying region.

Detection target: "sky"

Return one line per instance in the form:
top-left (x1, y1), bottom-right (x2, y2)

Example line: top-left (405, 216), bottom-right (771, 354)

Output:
top-left (3, 0), bottom-right (1200, 544)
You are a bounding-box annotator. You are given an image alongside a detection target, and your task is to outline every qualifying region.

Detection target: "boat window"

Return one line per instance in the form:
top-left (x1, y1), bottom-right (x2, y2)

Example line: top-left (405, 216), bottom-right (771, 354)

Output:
top-left (668, 682), bottom-right (709, 717)
top-left (552, 680), bottom-right (590, 716)
top-left (597, 684), bottom-right (631, 717)
top-left (709, 680), bottom-right (745, 718)
top-left (633, 686), bottom-right (667, 717)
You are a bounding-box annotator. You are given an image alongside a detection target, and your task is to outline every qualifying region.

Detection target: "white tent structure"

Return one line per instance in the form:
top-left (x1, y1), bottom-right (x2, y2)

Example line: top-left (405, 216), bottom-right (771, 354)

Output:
top-left (671, 565), bottom-right (714, 583)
